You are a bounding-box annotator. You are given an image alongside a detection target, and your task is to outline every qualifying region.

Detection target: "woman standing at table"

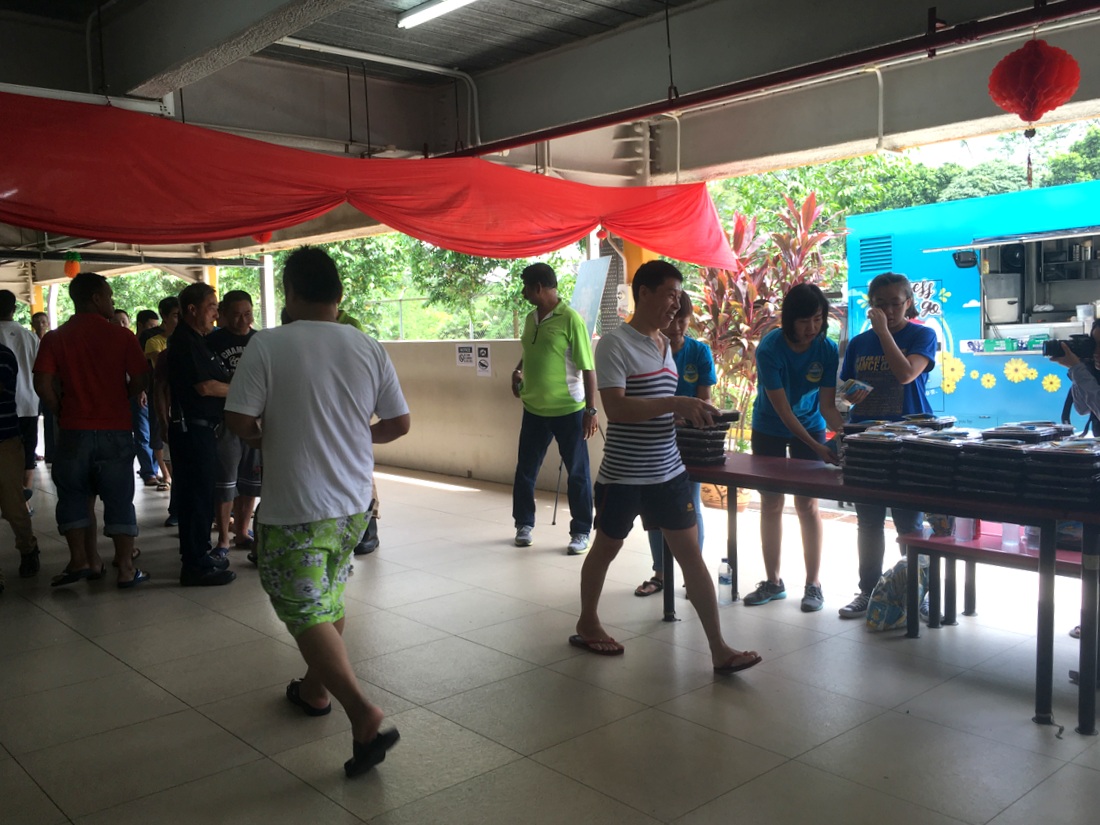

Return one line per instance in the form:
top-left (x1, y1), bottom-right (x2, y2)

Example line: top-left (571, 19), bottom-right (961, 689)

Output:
top-left (745, 283), bottom-right (844, 612)
top-left (837, 272), bottom-right (936, 620)
top-left (634, 292), bottom-right (717, 597)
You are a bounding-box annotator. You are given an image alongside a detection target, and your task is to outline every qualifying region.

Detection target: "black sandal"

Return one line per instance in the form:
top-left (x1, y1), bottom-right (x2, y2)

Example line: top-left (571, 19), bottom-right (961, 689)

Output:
top-left (286, 679), bottom-right (331, 717)
top-left (634, 577), bottom-right (664, 597)
top-left (344, 728), bottom-right (400, 777)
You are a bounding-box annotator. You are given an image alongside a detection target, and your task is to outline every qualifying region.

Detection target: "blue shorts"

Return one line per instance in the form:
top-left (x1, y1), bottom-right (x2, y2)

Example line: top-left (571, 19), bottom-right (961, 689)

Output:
top-left (593, 471), bottom-right (697, 541)
top-left (51, 429), bottom-right (137, 536)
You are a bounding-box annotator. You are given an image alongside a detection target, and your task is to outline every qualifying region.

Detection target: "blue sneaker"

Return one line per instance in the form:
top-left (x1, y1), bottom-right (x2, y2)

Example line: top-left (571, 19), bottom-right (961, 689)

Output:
top-left (743, 579), bottom-right (787, 606)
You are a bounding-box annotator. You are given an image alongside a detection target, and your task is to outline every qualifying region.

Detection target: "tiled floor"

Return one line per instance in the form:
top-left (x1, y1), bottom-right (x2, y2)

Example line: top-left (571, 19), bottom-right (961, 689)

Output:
top-left (2, 465), bottom-right (1098, 824)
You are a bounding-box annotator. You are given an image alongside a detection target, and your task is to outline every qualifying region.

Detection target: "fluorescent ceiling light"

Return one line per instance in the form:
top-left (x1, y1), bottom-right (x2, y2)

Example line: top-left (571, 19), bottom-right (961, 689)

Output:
top-left (397, 0), bottom-right (479, 29)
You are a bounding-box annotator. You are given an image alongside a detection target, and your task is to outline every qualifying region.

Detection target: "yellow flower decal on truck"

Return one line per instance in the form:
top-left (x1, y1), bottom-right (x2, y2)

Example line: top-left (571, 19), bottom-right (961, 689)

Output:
top-left (1042, 374), bottom-right (1061, 393)
top-left (942, 352), bottom-right (966, 383)
top-left (942, 379), bottom-right (957, 394)
top-left (981, 373), bottom-right (996, 389)
top-left (1004, 358), bottom-right (1028, 383)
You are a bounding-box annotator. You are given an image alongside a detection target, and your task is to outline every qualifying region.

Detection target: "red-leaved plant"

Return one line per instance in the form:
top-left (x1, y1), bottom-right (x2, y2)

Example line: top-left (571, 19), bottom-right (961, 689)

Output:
top-left (690, 193), bottom-right (841, 447)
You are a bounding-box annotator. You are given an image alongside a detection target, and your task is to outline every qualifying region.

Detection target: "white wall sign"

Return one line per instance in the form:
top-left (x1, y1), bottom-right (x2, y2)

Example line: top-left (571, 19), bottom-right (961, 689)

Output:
top-left (456, 344), bottom-right (474, 367)
top-left (476, 344), bottom-right (491, 377)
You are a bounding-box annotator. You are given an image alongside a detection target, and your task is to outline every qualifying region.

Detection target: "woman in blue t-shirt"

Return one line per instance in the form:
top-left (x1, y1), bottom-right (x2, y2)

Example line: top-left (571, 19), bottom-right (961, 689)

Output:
top-left (745, 283), bottom-right (844, 613)
top-left (836, 272), bottom-right (937, 620)
top-left (635, 293), bottom-right (717, 597)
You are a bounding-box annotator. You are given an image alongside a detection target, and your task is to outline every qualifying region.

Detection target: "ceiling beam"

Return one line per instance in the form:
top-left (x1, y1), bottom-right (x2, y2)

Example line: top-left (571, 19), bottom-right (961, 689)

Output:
top-left (99, 0), bottom-right (357, 98)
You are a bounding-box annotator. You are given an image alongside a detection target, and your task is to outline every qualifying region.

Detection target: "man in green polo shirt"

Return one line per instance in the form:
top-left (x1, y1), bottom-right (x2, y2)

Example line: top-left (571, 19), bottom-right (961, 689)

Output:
top-left (510, 263), bottom-right (597, 555)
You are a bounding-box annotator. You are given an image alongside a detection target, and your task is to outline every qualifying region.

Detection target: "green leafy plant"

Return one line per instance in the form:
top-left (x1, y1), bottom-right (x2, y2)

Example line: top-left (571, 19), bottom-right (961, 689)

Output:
top-left (690, 193), bottom-right (841, 447)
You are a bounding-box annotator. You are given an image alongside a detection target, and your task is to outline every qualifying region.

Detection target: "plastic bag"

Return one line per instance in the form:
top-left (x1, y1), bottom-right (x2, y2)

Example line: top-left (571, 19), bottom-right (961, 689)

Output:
top-left (866, 555), bottom-right (928, 632)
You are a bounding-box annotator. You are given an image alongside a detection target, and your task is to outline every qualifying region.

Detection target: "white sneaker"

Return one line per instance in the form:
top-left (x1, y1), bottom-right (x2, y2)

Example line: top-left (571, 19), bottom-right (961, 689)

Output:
top-left (514, 526), bottom-right (533, 547)
top-left (567, 533), bottom-right (589, 555)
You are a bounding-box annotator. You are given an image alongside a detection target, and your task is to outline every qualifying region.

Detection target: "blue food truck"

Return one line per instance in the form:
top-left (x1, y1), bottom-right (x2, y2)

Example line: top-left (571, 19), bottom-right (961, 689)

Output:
top-left (845, 180), bottom-right (1100, 430)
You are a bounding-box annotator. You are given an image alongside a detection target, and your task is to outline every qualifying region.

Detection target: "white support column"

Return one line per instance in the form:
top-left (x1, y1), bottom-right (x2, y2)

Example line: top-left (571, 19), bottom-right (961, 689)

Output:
top-left (260, 254), bottom-right (276, 329)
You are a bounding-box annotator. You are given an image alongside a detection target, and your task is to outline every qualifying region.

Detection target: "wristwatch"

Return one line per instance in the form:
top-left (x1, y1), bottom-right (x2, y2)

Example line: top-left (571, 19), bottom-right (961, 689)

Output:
top-left (585, 407), bottom-right (598, 416)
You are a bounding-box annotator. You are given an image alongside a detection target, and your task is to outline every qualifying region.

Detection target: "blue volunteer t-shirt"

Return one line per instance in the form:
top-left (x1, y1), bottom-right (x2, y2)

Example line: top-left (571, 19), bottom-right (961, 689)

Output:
top-left (751, 328), bottom-right (838, 437)
top-left (672, 337), bottom-right (717, 398)
top-left (841, 322), bottom-right (937, 422)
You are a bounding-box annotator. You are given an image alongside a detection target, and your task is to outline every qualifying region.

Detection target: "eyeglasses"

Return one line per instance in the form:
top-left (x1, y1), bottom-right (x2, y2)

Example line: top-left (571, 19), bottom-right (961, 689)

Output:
top-left (871, 300), bottom-right (908, 310)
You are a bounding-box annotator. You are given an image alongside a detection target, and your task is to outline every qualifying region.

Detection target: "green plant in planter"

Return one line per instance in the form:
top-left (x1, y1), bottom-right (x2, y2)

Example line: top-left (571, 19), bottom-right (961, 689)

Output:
top-left (690, 194), bottom-right (841, 449)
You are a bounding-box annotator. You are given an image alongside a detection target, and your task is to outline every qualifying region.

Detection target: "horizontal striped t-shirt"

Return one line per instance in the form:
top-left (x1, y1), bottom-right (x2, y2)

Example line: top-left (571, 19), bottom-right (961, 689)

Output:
top-left (595, 323), bottom-right (683, 485)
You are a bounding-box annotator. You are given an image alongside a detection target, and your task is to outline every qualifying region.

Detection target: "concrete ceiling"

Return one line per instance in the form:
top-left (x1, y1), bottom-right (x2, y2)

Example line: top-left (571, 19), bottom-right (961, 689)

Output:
top-left (4, 0), bottom-right (1100, 295)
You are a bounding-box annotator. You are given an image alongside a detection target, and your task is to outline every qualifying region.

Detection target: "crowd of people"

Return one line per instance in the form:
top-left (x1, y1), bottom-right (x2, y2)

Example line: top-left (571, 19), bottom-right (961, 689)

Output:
top-left (2, 248), bottom-right (1093, 779)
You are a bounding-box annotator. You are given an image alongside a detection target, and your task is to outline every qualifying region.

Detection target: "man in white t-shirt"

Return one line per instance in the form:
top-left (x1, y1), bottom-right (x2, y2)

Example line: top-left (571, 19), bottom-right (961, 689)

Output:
top-left (569, 261), bottom-right (761, 675)
top-left (0, 290), bottom-right (41, 498)
top-left (225, 247), bottom-right (410, 778)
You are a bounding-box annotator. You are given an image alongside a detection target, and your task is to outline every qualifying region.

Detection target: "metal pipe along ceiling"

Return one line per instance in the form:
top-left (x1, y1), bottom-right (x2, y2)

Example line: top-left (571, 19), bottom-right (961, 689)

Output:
top-left (276, 36), bottom-right (482, 147)
top-left (447, 0), bottom-right (1100, 158)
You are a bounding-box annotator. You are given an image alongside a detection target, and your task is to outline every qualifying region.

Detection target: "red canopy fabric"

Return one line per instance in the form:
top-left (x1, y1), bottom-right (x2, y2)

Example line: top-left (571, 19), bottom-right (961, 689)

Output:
top-left (0, 92), bottom-right (736, 269)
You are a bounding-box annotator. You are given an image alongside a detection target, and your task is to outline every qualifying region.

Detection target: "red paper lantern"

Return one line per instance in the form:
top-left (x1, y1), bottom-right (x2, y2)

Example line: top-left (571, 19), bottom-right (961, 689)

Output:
top-left (596, 229), bottom-right (608, 240)
top-left (251, 231), bottom-right (273, 244)
top-left (988, 39), bottom-right (1080, 123)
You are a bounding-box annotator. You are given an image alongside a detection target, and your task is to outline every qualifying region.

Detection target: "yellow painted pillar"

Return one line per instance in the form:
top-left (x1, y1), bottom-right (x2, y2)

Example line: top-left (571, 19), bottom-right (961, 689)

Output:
top-left (619, 241), bottom-right (659, 321)
top-left (203, 265), bottom-right (218, 291)
top-left (30, 285), bottom-right (45, 314)
top-left (622, 241), bottom-right (659, 282)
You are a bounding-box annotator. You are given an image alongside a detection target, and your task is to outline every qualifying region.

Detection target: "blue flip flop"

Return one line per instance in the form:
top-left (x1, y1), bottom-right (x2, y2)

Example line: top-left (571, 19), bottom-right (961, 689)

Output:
top-left (117, 569), bottom-right (150, 589)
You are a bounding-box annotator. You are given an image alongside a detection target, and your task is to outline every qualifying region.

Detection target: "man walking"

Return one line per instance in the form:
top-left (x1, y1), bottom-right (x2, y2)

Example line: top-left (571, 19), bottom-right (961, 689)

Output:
top-left (33, 273), bottom-right (148, 587)
top-left (165, 283), bottom-right (235, 587)
top-left (226, 246), bottom-right (409, 777)
top-left (0, 290), bottom-right (42, 502)
top-left (510, 263), bottom-right (597, 555)
top-left (569, 261), bottom-right (760, 674)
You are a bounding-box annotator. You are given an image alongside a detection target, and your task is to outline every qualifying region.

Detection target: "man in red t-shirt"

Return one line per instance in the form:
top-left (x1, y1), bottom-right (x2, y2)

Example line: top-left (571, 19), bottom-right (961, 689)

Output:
top-left (33, 272), bottom-right (151, 588)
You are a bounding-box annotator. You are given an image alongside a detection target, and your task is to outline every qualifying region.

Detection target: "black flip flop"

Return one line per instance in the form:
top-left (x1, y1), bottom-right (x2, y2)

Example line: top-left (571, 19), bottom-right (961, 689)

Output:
top-left (713, 653), bottom-right (763, 675)
top-left (87, 563), bottom-right (108, 581)
top-left (51, 567), bottom-right (92, 587)
top-left (345, 728), bottom-right (400, 777)
top-left (568, 634), bottom-right (624, 656)
top-left (634, 577), bottom-right (664, 597)
top-left (286, 679), bottom-right (332, 717)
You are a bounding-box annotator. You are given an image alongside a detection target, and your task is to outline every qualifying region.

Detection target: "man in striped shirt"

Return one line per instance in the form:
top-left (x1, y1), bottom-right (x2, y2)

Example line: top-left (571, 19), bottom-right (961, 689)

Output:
top-left (569, 261), bottom-right (760, 675)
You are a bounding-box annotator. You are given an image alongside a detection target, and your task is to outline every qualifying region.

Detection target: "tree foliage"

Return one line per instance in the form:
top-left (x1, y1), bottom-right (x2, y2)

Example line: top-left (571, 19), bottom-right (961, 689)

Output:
top-left (937, 159), bottom-right (1027, 202)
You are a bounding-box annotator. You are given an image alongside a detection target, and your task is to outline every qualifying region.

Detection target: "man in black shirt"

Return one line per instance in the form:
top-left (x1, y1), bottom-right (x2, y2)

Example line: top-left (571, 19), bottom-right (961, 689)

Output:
top-left (206, 291), bottom-right (261, 555)
top-left (166, 283), bottom-right (235, 587)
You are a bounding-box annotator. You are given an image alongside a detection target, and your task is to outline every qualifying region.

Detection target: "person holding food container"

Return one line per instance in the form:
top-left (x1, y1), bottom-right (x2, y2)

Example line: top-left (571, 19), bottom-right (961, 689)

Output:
top-left (837, 272), bottom-right (938, 619)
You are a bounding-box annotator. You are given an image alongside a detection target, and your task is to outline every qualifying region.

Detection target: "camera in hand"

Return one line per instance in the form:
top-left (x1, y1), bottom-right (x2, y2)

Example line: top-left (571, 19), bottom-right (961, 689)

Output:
top-left (1042, 334), bottom-right (1095, 359)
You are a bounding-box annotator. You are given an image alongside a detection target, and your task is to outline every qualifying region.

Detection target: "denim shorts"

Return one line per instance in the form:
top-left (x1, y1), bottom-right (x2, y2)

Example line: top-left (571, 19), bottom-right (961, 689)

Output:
top-left (593, 471), bottom-right (697, 540)
top-left (51, 429), bottom-right (137, 536)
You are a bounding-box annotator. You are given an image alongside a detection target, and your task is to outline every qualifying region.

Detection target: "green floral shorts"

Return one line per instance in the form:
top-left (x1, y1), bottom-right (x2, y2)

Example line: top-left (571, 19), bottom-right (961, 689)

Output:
top-left (256, 512), bottom-right (369, 637)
